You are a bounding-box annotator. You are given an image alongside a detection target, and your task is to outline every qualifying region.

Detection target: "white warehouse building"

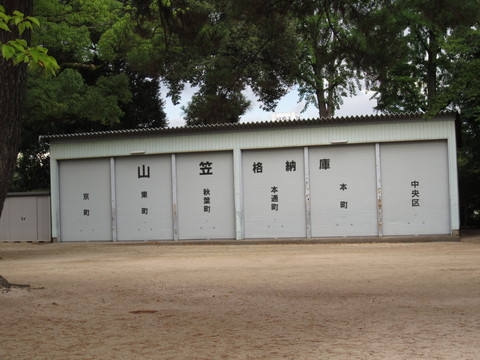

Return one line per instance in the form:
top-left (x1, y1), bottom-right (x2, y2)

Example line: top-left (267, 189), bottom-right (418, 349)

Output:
top-left (42, 112), bottom-right (460, 242)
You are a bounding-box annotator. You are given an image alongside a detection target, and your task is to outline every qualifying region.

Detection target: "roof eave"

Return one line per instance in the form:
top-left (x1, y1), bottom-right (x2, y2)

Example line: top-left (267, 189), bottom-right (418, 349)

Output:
top-left (39, 111), bottom-right (457, 143)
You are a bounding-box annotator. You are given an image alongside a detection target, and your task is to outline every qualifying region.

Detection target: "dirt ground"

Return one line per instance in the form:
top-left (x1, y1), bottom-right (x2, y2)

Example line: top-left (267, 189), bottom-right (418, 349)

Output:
top-left (1, 234), bottom-right (480, 360)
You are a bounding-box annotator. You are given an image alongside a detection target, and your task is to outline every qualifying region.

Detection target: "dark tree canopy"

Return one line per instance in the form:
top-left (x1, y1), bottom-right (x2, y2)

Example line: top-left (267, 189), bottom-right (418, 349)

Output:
top-left (371, 0), bottom-right (480, 113)
top-left (183, 86), bottom-right (250, 126)
top-left (131, 0), bottom-right (299, 124)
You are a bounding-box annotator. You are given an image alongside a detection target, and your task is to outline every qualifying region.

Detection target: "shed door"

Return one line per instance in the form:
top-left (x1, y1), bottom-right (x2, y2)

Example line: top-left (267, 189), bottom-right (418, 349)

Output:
top-left (115, 155), bottom-right (173, 241)
top-left (309, 144), bottom-right (378, 237)
top-left (176, 152), bottom-right (235, 239)
top-left (243, 148), bottom-right (306, 238)
top-left (381, 141), bottom-right (450, 235)
top-left (9, 197), bottom-right (38, 241)
top-left (59, 158), bottom-right (112, 241)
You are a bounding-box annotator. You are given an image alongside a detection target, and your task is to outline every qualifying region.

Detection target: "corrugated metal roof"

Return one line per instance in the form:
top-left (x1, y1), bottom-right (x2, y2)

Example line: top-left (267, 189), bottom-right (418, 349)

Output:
top-left (40, 111), bottom-right (456, 142)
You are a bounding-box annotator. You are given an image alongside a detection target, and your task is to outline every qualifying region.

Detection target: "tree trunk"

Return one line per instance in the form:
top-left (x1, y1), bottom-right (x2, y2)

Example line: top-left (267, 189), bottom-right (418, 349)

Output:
top-left (316, 86), bottom-right (329, 119)
top-left (0, 0), bottom-right (32, 217)
top-left (426, 29), bottom-right (438, 108)
top-left (313, 49), bottom-right (328, 119)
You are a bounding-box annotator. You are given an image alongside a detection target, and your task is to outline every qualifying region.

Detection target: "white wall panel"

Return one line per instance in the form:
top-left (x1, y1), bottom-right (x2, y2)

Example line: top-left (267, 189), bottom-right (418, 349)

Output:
top-left (242, 148), bottom-right (306, 238)
top-left (309, 145), bottom-right (378, 237)
top-left (59, 159), bottom-right (112, 241)
top-left (176, 152), bottom-right (235, 239)
top-left (381, 141), bottom-right (450, 235)
top-left (115, 155), bottom-right (173, 240)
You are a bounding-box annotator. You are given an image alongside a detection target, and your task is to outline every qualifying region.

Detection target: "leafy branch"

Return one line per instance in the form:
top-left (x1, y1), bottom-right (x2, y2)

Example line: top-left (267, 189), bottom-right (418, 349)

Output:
top-left (0, 5), bottom-right (59, 76)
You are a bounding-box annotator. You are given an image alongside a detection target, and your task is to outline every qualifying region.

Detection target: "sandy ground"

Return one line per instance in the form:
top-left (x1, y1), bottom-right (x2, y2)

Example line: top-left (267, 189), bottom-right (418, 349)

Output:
top-left (1, 234), bottom-right (480, 360)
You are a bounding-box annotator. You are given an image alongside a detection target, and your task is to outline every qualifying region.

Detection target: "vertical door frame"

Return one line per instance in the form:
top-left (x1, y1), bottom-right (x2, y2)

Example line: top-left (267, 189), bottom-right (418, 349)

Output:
top-left (233, 148), bottom-right (244, 240)
top-left (304, 147), bottom-right (312, 238)
top-left (171, 153), bottom-right (179, 241)
top-left (375, 143), bottom-right (383, 237)
top-left (110, 157), bottom-right (118, 242)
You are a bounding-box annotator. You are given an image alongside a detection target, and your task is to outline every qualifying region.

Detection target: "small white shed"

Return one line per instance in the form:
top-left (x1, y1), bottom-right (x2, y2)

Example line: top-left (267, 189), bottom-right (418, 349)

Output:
top-left (42, 112), bottom-right (460, 242)
top-left (0, 192), bottom-right (51, 242)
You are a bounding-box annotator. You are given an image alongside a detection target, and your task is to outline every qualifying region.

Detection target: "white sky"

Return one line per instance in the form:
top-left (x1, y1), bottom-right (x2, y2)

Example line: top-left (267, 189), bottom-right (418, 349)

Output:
top-left (164, 85), bottom-right (379, 128)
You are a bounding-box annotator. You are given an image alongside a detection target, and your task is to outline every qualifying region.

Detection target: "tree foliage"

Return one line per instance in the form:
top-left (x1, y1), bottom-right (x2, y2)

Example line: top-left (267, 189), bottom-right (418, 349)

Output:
top-left (30, 0), bottom-right (168, 130)
top-left (131, 0), bottom-right (299, 124)
top-left (445, 26), bottom-right (480, 225)
top-left (0, 5), bottom-right (59, 74)
top-left (183, 86), bottom-right (250, 126)
top-left (371, 0), bottom-right (480, 113)
top-left (293, 1), bottom-right (359, 118)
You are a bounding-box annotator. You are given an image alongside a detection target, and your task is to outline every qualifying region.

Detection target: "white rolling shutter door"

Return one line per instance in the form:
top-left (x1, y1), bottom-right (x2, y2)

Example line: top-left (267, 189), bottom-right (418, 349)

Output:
top-left (59, 158), bottom-right (112, 241)
top-left (176, 152), bottom-right (235, 239)
top-left (115, 155), bottom-right (173, 241)
top-left (309, 144), bottom-right (378, 237)
top-left (381, 141), bottom-right (450, 235)
top-left (242, 148), bottom-right (306, 238)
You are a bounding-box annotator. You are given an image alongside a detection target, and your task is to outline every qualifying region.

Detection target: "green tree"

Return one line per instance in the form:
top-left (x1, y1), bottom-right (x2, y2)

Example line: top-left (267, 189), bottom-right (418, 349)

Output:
top-left (183, 85), bottom-right (250, 125)
top-left (33, 0), bottom-right (168, 128)
top-left (294, 1), bottom-right (360, 118)
top-left (291, 0), bottom-right (408, 118)
top-left (28, 0), bottom-right (134, 130)
top-left (0, 1), bottom-right (58, 216)
top-left (114, 70), bottom-right (167, 130)
top-left (132, 0), bottom-right (298, 124)
top-left (372, 0), bottom-right (480, 113)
